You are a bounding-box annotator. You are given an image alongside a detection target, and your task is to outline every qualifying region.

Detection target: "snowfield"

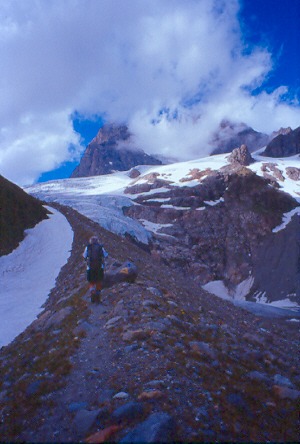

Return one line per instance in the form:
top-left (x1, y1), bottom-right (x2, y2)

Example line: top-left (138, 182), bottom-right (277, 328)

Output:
top-left (0, 207), bottom-right (73, 347)
top-left (25, 149), bottom-right (300, 246)
top-left (24, 150), bottom-right (300, 316)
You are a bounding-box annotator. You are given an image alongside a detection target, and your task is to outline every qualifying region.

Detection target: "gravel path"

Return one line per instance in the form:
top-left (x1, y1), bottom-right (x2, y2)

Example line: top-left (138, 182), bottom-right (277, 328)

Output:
top-left (1, 203), bottom-right (299, 443)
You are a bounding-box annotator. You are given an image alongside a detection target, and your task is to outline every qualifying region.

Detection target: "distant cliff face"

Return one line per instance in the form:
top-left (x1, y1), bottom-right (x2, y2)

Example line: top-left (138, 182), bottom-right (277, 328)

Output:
top-left (263, 126), bottom-right (300, 157)
top-left (71, 124), bottom-right (162, 178)
top-left (124, 148), bottom-right (299, 304)
top-left (0, 175), bottom-right (48, 256)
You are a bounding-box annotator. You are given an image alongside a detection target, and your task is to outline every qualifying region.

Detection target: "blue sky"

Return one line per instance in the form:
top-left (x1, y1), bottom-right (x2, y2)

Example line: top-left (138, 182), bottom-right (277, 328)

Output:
top-left (239, 0), bottom-right (300, 96)
top-left (38, 113), bottom-right (104, 182)
top-left (0, 0), bottom-right (299, 185)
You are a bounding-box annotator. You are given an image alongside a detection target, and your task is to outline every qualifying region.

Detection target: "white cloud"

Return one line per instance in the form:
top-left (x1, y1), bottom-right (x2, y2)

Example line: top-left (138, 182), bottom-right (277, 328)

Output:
top-left (0, 0), bottom-right (299, 184)
top-left (0, 111), bottom-right (80, 185)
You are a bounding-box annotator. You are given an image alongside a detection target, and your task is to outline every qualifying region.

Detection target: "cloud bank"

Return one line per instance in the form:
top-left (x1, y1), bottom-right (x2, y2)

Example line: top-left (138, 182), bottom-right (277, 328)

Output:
top-left (0, 0), bottom-right (299, 184)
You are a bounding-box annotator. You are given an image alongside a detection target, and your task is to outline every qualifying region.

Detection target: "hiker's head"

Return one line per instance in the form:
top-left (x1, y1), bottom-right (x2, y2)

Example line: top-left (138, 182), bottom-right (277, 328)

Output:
top-left (89, 236), bottom-right (99, 244)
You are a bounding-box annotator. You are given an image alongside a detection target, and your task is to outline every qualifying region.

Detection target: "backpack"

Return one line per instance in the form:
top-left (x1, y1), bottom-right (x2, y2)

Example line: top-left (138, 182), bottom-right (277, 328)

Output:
top-left (86, 243), bottom-right (104, 269)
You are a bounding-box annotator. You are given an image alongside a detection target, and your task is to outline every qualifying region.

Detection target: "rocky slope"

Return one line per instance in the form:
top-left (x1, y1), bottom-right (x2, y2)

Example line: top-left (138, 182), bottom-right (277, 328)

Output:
top-left (71, 124), bottom-right (162, 178)
top-left (263, 126), bottom-right (300, 157)
top-left (0, 175), bottom-right (49, 256)
top-left (26, 144), bottom-right (300, 307)
top-left (0, 204), bottom-right (299, 443)
top-left (124, 147), bottom-right (300, 305)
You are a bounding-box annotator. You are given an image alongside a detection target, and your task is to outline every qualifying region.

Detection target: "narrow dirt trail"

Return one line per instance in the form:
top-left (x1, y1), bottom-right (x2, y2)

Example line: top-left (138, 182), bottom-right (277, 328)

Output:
top-left (22, 294), bottom-right (117, 442)
top-left (2, 203), bottom-right (299, 443)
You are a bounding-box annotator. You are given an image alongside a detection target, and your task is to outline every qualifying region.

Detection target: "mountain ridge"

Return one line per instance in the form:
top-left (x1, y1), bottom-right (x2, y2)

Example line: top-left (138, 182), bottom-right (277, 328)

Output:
top-left (70, 121), bottom-right (299, 181)
top-left (71, 123), bottom-right (162, 178)
top-left (263, 126), bottom-right (300, 157)
top-left (0, 175), bottom-right (49, 256)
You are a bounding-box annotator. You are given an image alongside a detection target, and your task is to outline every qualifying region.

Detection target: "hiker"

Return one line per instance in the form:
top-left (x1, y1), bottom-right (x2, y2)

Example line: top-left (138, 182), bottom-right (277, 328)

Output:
top-left (83, 236), bottom-right (108, 303)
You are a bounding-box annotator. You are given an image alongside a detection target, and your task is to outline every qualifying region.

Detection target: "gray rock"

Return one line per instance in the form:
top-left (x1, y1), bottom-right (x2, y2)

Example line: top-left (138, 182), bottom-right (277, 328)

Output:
top-left (104, 262), bottom-right (138, 287)
top-left (274, 374), bottom-right (294, 388)
top-left (228, 144), bottom-right (254, 166)
top-left (120, 412), bottom-right (176, 442)
top-left (44, 307), bottom-right (73, 329)
top-left (68, 401), bottom-right (88, 412)
top-left (145, 380), bottom-right (166, 389)
top-left (73, 408), bottom-right (101, 436)
top-left (105, 316), bottom-right (123, 329)
top-left (246, 371), bottom-right (270, 384)
top-left (273, 385), bottom-right (300, 400)
top-left (147, 287), bottom-right (163, 297)
top-left (142, 299), bottom-right (159, 308)
top-left (73, 321), bottom-right (93, 336)
top-left (189, 341), bottom-right (217, 360)
top-left (112, 402), bottom-right (144, 424)
top-left (98, 389), bottom-right (114, 404)
top-left (286, 166), bottom-right (300, 180)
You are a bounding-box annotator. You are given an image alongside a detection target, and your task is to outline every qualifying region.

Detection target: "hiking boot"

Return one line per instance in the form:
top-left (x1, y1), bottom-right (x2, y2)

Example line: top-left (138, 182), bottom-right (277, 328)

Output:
top-left (94, 291), bottom-right (101, 304)
top-left (90, 289), bottom-right (97, 303)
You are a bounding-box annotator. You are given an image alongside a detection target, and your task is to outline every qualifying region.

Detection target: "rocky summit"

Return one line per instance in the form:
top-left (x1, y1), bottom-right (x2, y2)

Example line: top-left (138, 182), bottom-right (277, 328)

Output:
top-left (71, 123), bottom-right (162, 178)
top-left (263, 126), bottom-right (300, 157)
top-left (210, 120), bottom-right (269, 155)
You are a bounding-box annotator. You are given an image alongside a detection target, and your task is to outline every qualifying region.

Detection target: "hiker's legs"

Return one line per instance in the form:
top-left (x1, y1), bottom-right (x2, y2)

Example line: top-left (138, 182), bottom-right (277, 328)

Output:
top-left (87, 268), bottom-right (103, 304)
top-left (88, 282), bottom-right (97, 302)
top-left (89, 282), bottom-right (96, 292)
top-left (94, 281), bottom-right (102, 303)
top-left (96, 282), bottom-right (102, 291)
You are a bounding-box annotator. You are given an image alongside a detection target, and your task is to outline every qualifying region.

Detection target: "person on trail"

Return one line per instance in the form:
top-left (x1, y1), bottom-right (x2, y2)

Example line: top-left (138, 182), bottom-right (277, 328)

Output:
top-left (83, 236), bottom-right (108, 304)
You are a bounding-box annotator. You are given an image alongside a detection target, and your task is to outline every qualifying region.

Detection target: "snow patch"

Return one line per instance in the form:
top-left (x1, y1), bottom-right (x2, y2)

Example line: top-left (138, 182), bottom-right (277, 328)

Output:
top-left (202, 276), bottom-right (254, 301)
top-left (161, 205), bottom-right (191, 210)
top-left (146, 197), bottom-right (171, 203)
top-left (272, 207), bottom-right (300, 233)
top-left (0, 207), bottom-right (73, 347)
top-left (204, 198), bottom-right (224, 206)
top-left (203, 277), bottom-right (300, 317)
top-left (139, 219), bottom-right (173, 236)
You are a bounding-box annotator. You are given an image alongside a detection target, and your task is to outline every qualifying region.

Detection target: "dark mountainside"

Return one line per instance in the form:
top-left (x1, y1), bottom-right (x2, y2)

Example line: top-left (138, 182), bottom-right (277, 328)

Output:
top-left (71, 124), bottom-right (162, 178)
top-left (124, 146), bottom-right (300, 305)
top-left (263, 126), bottom-right (300, 157)
top-left (0, 204), bottom-right (299, 443)
top-left (0, 175), bottom-right (49, 256)
top-left (210, 120), bottom-right (269, 155)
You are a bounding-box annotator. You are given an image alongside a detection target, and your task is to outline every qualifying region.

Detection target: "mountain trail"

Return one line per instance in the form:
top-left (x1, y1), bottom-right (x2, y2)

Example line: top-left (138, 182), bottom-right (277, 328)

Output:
top-left (0, 203), bottom-right (299, 443)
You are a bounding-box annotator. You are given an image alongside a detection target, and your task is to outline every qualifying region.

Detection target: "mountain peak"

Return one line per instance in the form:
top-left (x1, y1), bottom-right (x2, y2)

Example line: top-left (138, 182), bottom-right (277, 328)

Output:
top-left (92, 123), bottom-right (130, 145)
top-left (210, 120), bottom-right (269, 155)
top-left (71, 123), bottom-right (162, 178)
top-left (263, 126), bottom-right (300, 157)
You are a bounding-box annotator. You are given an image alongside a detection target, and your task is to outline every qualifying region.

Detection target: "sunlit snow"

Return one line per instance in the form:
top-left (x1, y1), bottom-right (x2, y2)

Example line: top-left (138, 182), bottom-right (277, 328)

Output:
top-left (0, 207), bottom-right (73, 347)
top-left (24, 151), bottom-right (300, 317)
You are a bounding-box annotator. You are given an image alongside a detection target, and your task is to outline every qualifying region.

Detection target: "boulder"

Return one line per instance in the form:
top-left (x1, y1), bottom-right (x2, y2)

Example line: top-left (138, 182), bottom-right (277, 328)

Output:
top-left (111, 401), bottom-right (144, 424)
top-left (120, 412), bottom-right (176, 443)
top-left (103, 261), bottom-right (137, 288)
top-left (73, 408), bottom-right (101, 436)
top-left (227, 144), bottom-right (254, 166)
